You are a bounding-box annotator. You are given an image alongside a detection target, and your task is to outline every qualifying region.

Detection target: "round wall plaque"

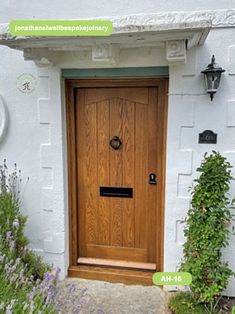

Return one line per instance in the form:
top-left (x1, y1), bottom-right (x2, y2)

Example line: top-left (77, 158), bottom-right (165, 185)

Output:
top-left (17, 73), bottom-right (36, 93)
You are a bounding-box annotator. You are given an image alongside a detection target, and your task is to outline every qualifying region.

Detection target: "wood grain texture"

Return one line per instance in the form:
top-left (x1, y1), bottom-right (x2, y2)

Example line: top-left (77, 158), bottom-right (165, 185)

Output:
top-left (66, 78), bottom-right (168, 283)
top-left (84, 87), bottom-right (149, 105)
top-left (68, 265), bottom-right (155, 286)
top-left (135, 102), bottom-right (148, 249)
top-left (97, 100), bottom-right (110, 245)
top-left (109, 97), bottom-right (123, 247)
top-left (122, 100), bottom-right (135, 248)
top-left (77, 87), bottom-right (157, 264)
top-left (147, 88), bottom-right (158, 263)
top-left (84, 100), bottom-right (98, 244)
top-left (76, 89), bottom-right (87, 257)
top-left (85, 244), bottom-right (147, 262)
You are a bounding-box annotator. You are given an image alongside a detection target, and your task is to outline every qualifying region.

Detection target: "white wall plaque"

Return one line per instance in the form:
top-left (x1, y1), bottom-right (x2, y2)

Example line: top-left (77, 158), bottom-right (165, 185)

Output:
top-left (17, 73), bottom-right (36, 93)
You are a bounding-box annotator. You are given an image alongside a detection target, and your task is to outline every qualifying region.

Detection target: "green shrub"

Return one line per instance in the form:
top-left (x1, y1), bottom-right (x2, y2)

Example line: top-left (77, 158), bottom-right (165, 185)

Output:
top-left (180, 152), bottom-right (234, 310)
top-left (168, 292), bottom-right (219, 314)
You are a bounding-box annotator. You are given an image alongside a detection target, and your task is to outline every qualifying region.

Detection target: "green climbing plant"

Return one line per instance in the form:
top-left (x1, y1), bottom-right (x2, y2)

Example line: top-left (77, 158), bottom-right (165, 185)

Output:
top-left (180, 151), bottom-right (235, 311)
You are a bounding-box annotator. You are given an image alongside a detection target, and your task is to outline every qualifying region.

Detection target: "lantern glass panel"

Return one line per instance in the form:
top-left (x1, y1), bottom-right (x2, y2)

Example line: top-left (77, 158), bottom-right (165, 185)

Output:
top-left (204, 72), bottom-right (221, 93)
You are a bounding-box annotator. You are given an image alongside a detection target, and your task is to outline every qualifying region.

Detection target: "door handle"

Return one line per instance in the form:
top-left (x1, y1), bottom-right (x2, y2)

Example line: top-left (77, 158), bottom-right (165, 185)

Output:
top-left (149, 173), bottom-right (157, 185)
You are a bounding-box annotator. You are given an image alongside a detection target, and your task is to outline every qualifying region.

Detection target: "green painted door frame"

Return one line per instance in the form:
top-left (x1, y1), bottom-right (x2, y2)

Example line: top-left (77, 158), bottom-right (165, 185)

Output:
top-left (62, 67), bottom-right (168, 78)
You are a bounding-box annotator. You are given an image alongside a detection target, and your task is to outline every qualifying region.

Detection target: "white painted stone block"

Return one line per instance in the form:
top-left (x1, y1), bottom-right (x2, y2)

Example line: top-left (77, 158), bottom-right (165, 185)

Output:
top-left (38, 123), bottom-right (51, 146)
top-left (38, 98), bottom-right (54, 124)
top-left (40, 144), bottom-right (58, 168)
top-left (181, 48), bottom-right (197, 77)
top-left (38, 76), bottom-right (49, 98)
top-left (168, 96), bottom-right (195, 127)
top-left (227, 100), bottom-right (235, 126)
top-left (177, 150), bottom-right (193, 175)
top-left (175, 220), bottom-right (186, 245)
top-left (44, 232), bottom-right (65, 254)
top-left (180, 126), bottom-right (195, 150)
top-left (41, 187), bottom-right (57, 212)
top-left (41, 168), bottom-right (54, 188)
top-left (222, 251), bottom-right (235, 296)
top-left (177, 174), bottom-right (192, 198)
top-left (228, 46), bottom-right (235, 75)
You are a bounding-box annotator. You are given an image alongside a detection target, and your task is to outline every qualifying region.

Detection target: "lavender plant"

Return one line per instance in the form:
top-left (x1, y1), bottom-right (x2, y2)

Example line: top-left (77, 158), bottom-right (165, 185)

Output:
top-left (0, 161), bottom-right (100, 313)
top-left (0, 161), bottom-right (54, 312)
top-left (0, 227), bottom-right (56, 312)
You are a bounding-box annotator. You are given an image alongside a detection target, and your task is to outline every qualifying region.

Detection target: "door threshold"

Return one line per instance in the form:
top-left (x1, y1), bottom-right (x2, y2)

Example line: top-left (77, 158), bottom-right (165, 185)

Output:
top-left (77, 257), bottom-right (156, 270)
top-left (68, 265), bottom-right (155, 285)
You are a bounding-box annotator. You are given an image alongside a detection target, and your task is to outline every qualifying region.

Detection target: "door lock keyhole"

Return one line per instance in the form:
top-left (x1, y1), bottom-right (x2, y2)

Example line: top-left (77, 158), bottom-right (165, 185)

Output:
top-left (149, 173), bottom-right (157, 185)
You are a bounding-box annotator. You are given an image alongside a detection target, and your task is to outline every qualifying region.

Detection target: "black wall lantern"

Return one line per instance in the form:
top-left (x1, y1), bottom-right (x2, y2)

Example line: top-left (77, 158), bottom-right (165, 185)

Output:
top-left (201, 55), bottom-right (225, 101)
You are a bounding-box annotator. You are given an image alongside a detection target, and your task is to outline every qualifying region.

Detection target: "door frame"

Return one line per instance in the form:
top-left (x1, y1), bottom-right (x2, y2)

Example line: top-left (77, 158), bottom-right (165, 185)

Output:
top-left (65, 78), bottom-right (168, 284)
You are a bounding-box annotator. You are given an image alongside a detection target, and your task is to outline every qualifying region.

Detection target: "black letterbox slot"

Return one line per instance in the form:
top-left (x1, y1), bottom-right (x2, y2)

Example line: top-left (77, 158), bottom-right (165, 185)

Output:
top-left (100, 187), bottom-right (133, 198)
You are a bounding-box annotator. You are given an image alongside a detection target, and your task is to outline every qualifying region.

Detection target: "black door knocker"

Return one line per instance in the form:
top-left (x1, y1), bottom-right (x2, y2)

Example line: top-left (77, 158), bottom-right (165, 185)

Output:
top-left (109, 136), bottom-right (122, 150)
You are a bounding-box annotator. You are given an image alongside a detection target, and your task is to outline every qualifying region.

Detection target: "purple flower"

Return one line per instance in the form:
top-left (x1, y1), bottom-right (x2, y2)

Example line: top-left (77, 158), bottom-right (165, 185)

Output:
top-left (47, 287), bottom-right (56, 303)
top-left (9, 240), bottom-right (15, 251)
top-left (74, 305), bottom-right (82, 313)
top-left (43, 272), bottom-right (53, 281)
top-left (69, 283), bottom-right (77, 293)
top-left (6, 231), bottom-right (12, 240)
top-left (27, 293), bottom-right (34, 300)
top-left (81, 287), bottom-right (88, 296)
top-left (32, 286), bottom-right (37, 293)
top-left (10, 264), bottom-right (16, 272)
top-left (55, 267), bottom-right (61, 276)
top-left (6, 305), bottom-right (12, 314)
top-left (13, 219), bottom-right (19, 228)
top-left (19, 268), bottom-right (24, 280)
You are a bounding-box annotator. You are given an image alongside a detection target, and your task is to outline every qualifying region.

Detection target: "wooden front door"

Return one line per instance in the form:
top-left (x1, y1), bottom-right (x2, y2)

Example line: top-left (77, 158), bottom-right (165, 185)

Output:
top-left (66, 79), bottom-right (167, 284)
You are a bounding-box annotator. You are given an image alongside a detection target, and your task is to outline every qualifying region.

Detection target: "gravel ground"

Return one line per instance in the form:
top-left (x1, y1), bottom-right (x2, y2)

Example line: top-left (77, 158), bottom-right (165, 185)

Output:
top-left (57, 278), bottom-right (170, 314)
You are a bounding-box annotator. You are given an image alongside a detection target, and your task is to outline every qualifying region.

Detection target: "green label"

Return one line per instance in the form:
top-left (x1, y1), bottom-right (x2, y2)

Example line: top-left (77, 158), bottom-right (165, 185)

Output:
top-left (152, 272), bottom-right (192, 286)
top-left (9, 20), bottom-right (113, 36)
